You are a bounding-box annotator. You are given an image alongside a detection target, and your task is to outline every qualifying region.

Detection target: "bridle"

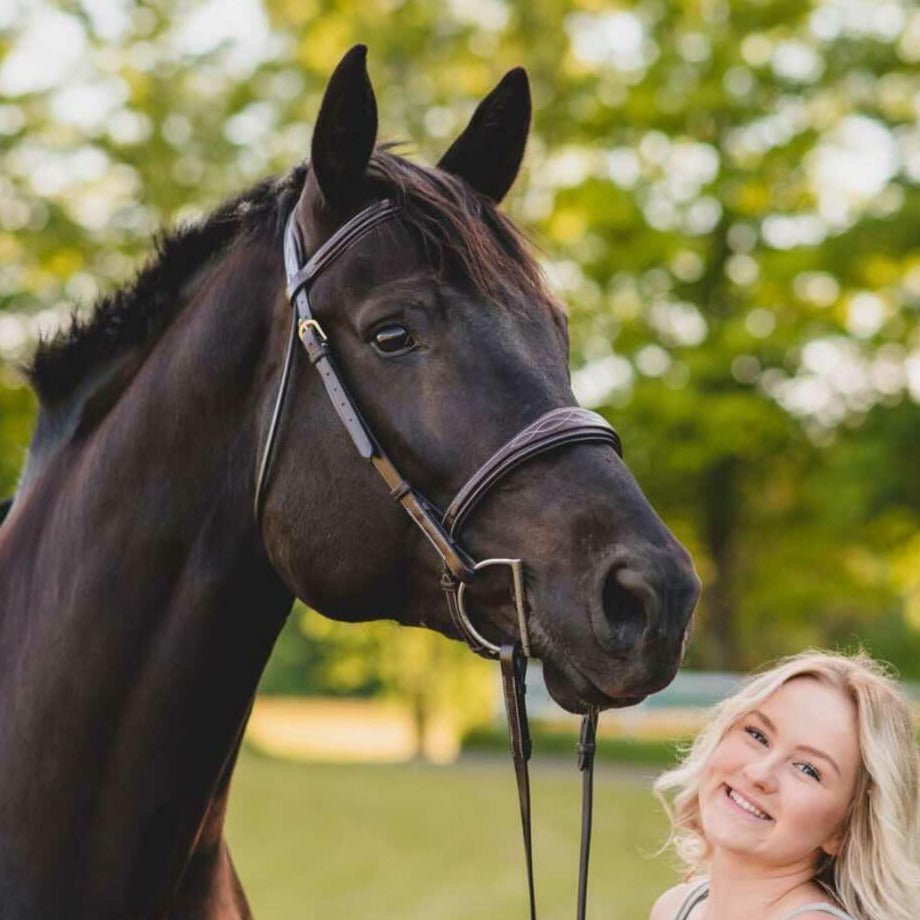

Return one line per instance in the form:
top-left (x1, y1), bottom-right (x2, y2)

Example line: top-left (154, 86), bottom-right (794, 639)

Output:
top-left (255, 197), bottom-right (624, 919)
top-left (256, 198), bottom-right (624, 918)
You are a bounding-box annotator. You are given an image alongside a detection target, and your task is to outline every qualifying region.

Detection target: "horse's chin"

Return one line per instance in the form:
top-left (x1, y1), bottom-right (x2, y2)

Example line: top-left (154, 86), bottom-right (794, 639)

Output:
top-left (542, 660), bottom-right (647, 714)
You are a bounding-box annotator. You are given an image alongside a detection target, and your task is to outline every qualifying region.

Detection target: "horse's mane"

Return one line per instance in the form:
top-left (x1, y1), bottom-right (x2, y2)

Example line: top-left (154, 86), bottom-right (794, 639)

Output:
top-left (27, 147), bottom-right (560, 409)
top-left (26, 172), bottom-right (301, 407)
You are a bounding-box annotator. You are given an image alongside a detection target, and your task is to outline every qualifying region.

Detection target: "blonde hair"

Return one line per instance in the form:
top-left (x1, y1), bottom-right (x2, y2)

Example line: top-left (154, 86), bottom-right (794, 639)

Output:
top-left (654, 650), bottom-right (920, 920)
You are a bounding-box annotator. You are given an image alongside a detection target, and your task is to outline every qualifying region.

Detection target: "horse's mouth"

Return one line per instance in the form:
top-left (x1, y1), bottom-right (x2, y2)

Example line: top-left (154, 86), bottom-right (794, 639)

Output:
top-left (542, 658), bottom-right (647, 714)
top-left (443, 601), bottom-right (653, 713)
top-left (430, 580), bottom-right (664, 713)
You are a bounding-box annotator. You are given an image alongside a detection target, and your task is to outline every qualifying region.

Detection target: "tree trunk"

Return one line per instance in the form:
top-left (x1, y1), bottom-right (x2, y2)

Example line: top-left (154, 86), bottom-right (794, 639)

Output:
top-left (701, 457), bottom-right (740, 669)
top-left (411, 689), bottom-right (428, 761)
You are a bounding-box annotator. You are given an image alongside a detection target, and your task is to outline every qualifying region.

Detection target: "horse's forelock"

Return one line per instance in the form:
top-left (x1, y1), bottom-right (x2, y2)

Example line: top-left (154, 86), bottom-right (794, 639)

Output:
top-left (366, 149), bottom-right (562, 316)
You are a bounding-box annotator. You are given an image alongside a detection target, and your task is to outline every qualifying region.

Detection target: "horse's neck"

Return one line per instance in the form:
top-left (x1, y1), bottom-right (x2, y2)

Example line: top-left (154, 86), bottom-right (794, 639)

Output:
top-left (0, 241), bottom-right (293, 918)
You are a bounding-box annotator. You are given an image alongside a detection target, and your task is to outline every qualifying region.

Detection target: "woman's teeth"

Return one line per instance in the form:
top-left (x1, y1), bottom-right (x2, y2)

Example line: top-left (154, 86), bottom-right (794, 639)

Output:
top-left (726, 786), bottom-right (771, 820)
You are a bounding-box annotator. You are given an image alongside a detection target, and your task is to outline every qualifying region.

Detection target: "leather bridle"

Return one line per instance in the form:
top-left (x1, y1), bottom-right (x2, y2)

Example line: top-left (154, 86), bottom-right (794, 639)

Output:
top-left (255, 197), bottom-right (624, 920)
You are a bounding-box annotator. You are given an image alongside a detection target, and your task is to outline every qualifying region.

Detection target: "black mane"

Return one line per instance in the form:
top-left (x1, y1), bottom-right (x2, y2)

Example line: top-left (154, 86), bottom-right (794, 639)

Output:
top-left (26, 170), bottom-right (303, 407)
top-left (27, 148), bottom-right (558, 408)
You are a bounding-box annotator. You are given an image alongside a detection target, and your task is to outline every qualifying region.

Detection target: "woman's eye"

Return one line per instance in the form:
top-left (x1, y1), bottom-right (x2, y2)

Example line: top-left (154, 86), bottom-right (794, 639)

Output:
top-left (795, 762), bottom-right (822, 781)
top-left (372, 323), bottom-right (416, 355)
top-left (744, 725), bottom-right (768, 745)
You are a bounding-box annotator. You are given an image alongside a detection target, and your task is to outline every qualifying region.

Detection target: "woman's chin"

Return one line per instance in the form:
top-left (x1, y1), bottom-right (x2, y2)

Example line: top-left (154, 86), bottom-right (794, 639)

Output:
top-left (699, 789), bottom-right (774, 855)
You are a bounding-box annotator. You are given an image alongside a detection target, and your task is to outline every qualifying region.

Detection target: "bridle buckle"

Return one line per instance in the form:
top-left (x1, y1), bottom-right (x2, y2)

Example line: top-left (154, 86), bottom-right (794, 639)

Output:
top-left (298, 318), bottom-right (327, 343)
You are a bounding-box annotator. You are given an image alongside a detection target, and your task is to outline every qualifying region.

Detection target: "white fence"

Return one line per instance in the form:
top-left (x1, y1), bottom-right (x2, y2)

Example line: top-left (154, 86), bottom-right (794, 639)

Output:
top-left (498, 666), bottom-right (920, 737)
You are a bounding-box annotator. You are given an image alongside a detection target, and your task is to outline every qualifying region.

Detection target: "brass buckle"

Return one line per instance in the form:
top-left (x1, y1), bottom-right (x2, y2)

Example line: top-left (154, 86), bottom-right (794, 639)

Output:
top-left (298, 318), bottom-right (327, 343)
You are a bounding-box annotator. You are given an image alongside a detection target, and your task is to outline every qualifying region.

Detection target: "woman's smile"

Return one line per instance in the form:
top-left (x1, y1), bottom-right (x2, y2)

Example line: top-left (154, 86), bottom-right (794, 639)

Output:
top-left (722, 784), bottom-right (773, 822)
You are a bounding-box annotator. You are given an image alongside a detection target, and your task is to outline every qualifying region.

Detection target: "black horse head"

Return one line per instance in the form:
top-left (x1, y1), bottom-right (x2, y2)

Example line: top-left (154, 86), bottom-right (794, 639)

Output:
top-left (258, 46), bottom-right (699, 711)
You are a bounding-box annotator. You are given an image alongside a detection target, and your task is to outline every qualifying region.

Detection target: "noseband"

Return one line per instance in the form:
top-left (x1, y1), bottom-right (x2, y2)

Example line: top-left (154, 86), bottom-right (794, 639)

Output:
top-left (255, 198), bottom-right (623, 920)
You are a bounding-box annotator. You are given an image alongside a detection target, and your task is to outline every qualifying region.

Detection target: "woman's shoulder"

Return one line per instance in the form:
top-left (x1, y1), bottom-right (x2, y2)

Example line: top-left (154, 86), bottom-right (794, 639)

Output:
top-left (649, 880), bottom-right (707, 920)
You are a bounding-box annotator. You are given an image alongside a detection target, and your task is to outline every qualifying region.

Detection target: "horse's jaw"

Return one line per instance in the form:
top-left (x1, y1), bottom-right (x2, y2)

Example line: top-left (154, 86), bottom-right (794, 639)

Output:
top-left (541, 658), bottom-right (649, 714)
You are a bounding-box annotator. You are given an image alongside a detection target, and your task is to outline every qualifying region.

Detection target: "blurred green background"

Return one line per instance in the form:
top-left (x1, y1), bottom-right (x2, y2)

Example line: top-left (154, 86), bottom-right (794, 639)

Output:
top-left (2, 0), bottom-right (920, 916)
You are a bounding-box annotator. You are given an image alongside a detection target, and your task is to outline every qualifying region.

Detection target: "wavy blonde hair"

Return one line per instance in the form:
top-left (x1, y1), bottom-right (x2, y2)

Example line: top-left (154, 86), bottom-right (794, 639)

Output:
top-left (654, 650), bottom-right (920, 920)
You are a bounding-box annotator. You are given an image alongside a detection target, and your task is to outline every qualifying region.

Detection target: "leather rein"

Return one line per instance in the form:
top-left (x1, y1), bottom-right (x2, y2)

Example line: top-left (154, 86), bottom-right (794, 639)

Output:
top-left (255, 198), bottom-right (623, 920)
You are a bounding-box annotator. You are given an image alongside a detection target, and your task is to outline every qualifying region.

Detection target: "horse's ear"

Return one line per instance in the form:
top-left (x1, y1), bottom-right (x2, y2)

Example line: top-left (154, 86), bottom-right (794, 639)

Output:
top-left (310, 44), bottom-right (378, 212)
top-left (437, 68), bottom-right (531, 204)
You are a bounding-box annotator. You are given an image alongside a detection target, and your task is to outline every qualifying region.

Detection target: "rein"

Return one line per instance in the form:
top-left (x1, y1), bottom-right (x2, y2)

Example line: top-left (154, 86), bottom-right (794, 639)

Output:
top-left (255, 198), bottom-right (623, 919)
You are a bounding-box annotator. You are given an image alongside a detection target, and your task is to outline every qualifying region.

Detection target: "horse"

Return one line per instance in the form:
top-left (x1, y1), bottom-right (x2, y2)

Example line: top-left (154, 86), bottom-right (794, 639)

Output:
top-left (0, 46), bottom-right (699, 919)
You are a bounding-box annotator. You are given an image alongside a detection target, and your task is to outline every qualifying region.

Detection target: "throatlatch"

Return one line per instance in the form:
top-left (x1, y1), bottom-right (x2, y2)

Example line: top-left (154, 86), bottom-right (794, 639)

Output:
top-left (256, 198), bottom-right (623, 920)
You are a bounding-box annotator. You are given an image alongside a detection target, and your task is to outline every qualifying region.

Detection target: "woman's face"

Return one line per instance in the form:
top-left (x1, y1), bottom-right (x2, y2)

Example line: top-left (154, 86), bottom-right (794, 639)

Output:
top-left (698, 677), bottom-right (861, 869)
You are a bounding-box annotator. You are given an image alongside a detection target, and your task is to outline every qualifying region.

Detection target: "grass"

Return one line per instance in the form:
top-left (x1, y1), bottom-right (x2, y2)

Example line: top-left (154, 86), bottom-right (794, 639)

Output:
top-left (226, 748), bottom-right (680, 920)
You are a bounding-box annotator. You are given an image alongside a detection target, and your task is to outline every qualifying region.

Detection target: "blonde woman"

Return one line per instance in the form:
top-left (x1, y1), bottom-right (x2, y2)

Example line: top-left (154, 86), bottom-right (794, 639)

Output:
top-left (650, 650), bottom-right (920, 920)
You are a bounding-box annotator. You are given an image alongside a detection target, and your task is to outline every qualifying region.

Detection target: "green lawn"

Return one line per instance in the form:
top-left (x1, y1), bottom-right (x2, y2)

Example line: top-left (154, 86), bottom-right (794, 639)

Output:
top-left (226, 748), bottom-right (680, 919)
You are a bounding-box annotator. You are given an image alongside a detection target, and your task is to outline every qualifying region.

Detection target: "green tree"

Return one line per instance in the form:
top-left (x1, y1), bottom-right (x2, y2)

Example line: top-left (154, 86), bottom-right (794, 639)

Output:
top-left (530, 0), bottom-right (920, 669)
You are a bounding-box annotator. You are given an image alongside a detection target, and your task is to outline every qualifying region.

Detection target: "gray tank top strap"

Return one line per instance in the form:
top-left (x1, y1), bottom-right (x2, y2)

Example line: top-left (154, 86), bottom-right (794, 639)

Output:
top-left (673, 879), bottom-right (709, 920)
top-left (782, 904), bottom-right (854, 919)
top-left (671, 881), bottom-right (853, 920)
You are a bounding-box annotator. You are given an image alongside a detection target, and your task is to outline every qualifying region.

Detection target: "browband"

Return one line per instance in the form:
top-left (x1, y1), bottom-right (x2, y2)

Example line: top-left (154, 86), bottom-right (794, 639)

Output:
top-left (285, 200), bottom-right (400, 302)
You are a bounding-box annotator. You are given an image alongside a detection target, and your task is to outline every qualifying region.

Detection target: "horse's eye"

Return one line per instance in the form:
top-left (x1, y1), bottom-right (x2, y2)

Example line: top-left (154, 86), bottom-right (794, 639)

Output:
top-left (372, 323), bottom-right (416, 355)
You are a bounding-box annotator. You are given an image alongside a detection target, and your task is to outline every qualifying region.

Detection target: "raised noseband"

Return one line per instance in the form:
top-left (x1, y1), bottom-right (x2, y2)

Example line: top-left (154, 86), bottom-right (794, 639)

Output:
top-left (442, 406), bottom-right (622, 538)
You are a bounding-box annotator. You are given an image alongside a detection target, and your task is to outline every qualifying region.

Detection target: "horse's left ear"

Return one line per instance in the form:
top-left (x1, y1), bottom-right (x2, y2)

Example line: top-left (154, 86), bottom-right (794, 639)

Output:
top-left (437, 68), bottom-right (531, 204)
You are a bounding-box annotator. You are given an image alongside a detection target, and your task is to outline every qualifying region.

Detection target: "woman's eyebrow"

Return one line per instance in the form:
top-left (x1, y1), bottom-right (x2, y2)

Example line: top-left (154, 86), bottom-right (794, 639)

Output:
top-left (750, 710), bottom-right (842, 777)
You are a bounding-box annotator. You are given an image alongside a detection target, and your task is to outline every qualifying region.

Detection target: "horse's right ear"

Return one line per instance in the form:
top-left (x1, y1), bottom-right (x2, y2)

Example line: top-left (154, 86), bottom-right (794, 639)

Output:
top-left (309, 44), bottom-right (378, 213)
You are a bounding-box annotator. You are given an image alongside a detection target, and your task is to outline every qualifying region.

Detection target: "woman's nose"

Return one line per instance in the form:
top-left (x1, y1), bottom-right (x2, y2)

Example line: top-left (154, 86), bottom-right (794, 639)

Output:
top-left (742, 755), bottom-right (779, 793)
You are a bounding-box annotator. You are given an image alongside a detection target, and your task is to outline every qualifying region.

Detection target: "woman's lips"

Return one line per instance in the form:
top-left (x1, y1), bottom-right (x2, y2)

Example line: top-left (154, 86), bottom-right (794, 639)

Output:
top-left (723, 784), bottom-right (773, 821)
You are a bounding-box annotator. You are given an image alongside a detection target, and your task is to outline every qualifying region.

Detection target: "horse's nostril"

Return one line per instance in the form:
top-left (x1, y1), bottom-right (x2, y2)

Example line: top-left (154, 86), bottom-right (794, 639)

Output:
top-left (600, 565), bottom-right (655, 653)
